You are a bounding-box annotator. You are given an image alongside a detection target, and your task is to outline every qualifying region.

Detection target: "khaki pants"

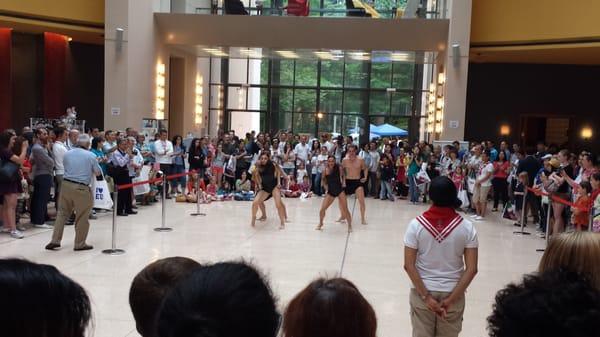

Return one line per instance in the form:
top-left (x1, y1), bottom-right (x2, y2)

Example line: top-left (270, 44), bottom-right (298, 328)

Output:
top-left (50, 180), bottom-right (93, 249)
top-left (409, 289), bottom-right (465, 337)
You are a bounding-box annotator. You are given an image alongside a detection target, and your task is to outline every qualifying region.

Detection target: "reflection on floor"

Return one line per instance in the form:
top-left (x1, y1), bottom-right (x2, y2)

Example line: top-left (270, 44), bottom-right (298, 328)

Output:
top-left (0, 197), bottom-right (543, 337)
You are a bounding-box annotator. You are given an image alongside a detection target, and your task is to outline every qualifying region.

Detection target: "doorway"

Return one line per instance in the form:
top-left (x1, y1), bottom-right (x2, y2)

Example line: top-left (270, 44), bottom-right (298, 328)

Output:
top-left (520, 115), bottom-right (571, 150)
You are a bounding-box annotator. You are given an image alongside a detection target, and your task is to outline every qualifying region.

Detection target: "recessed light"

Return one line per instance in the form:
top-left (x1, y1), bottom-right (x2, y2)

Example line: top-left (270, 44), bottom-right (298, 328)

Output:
top-left (275, 50), bottom-right (299, 59)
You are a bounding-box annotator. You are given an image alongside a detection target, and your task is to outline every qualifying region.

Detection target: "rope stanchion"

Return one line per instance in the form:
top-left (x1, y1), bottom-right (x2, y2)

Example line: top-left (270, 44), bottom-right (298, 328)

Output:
top-left (190, 173), bottom-right (206, 217)
top-left (514, 187), bottom-right (531, 235)
top-left (154, 173), bottom-right (173, 232)
top-left (536, 202), bottom-right (552, 252)
top-left (102, 190), bottom-right (126, 255)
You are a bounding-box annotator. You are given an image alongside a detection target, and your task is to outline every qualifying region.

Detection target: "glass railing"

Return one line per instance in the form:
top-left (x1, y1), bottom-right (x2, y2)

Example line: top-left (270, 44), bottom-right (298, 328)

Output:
top-left (158, 0), bottom-right (447, 19)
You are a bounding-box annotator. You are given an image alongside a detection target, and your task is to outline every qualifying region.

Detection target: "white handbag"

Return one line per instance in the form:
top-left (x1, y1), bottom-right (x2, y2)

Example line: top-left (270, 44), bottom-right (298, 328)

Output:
top-left (92, 175), bottom-right (114, 210)
top-left (457, 187), bottom-right (470, 210)
top-left (132, 165), bottom-right (151, 196)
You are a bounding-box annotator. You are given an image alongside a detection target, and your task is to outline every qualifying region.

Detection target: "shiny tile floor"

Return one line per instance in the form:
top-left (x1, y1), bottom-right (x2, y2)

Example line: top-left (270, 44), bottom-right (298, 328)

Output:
top-left (0, 197), bottom-right (544, 337)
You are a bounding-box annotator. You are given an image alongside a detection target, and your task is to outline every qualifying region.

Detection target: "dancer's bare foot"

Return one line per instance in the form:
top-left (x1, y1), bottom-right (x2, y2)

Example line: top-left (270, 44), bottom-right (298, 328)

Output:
top-left (316, 224), bottom-right (323, 230)
top-left (257, 216), bottom-right (267, 221)
top-left (361, 219), bottom-right (367, 225)
top-left (348, 225), bottom-right (353, 232)
top-left (285, 218), bottom-right (291, 223)
top-left (336, 218), bottom-right (346, 223)
top-left (279, 224), bottom-right (285, 230)
top-left (251, 219), bottom-right (256, 227)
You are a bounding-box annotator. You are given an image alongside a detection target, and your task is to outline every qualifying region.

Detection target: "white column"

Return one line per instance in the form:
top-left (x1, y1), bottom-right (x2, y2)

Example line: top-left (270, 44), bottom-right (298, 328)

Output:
top-left (441, 0), bottom-right (472, 141)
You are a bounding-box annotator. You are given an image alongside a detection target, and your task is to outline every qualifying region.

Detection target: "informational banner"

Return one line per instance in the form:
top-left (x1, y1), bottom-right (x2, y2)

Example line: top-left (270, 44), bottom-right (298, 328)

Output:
top-left (140, 119), bottom-right (168, 142)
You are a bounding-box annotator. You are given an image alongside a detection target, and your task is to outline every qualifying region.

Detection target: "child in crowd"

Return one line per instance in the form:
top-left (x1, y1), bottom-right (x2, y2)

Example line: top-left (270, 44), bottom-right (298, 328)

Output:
top-left (310, 154), bottom-right (319, 194)
top-left (217, 180), bottom-right (233, 200)
top-left (513, 172), bottom-right (528, 226)
top-left (142, 170), bottom-right (162, 205)
top-left (379, 156), bottom-right (395, 201)
top-left (451, 166), bottom-right (465, 190)
top-left (185, 173), bottom-right (209, 204)
top-left (296, 162), bottom-right (308, 184)
top-left (206, 176), bottom-right (218, 200)
top-left (299, 175), bottom-right (312, 198)
top-left (591, 172), bottom-right (600, 232)
top-left (571, 181), bottom-right (592, 231)
top-left (234, 171), bottom-right (254, 201)
top-left (395, 148), bottom-right (408, 198)
top-left (284, 175), bottom-right (302, 198)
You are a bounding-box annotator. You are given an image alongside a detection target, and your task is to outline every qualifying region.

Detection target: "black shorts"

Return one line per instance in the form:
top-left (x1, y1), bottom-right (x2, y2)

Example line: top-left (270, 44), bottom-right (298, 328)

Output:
top-left (345, 179), bottom-right (363, 195)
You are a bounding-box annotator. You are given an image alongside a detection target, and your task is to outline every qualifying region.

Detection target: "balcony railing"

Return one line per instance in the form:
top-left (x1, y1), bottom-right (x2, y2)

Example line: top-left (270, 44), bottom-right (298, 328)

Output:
top-left (159, 0), bottom-right (447, 19)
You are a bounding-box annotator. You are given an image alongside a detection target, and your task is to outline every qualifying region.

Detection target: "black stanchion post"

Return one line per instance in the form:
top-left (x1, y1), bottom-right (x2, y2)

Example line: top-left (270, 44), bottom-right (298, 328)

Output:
top-left (102, 190), bottom-right (125, 255)
top-left (154, 173), bottom-right (173, 232)
top-left (536, 202), bottom-right (552, 252)
top-left (514, 187), bottom-right (531, 235)
top-left (191, 172), bottom-right (206, 217)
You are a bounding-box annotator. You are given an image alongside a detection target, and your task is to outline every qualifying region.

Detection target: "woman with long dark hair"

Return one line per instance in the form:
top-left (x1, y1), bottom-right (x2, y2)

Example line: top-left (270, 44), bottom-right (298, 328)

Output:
top-left (317, 156), bottom-right (352, 232)
top-left (251, 152), bottom-right (288, 229)
top-left (491, 150), bottom-right (510, 212)
top-left (0, 130), bottom-right (28, 239)
top-left (171, 135), bottom-right (187, 195)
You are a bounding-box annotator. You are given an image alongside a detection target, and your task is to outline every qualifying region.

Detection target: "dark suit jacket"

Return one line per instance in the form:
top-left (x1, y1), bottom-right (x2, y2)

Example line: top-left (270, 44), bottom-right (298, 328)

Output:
top-left (517, 155), bottom-right (541, 187)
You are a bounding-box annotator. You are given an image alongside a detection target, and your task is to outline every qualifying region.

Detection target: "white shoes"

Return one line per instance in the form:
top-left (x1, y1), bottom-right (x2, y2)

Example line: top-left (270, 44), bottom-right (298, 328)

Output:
top-left (474, 216), bottom-right (484, 221)
top-left (34, 223), bottom-right (53, 229)
top-left (10, 230), bottom-right (24, 239)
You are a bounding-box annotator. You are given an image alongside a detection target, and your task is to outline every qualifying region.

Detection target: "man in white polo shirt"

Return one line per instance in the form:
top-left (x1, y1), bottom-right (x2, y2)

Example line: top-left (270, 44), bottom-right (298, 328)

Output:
top-left (404, 176), bottom-right (478, 337)
top-left (153, 129), bottom-right (174, 198)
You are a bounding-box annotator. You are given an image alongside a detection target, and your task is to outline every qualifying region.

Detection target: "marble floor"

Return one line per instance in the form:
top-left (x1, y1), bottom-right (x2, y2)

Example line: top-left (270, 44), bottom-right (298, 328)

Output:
top-left (0, 196), bottom-right (545, 337)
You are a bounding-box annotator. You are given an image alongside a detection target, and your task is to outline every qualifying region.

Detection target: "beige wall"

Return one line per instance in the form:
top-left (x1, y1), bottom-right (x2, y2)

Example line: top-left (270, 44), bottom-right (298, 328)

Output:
top-left (471, 0), bottom-right (600, 44)
top-left (104, 0), bottom-right (198, 136)
top-left (1, 0), bottom-right (105, 24)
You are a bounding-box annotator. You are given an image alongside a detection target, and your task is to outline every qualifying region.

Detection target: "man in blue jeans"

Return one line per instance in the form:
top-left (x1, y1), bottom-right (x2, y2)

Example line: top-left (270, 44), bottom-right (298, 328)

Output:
top-left (30, 128), bottom-right (55, 228)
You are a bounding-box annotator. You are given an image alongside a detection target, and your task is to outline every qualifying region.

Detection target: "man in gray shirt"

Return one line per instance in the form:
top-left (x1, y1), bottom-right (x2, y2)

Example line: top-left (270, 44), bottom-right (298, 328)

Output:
top-left (30, 128), bottom-right (55, 228)
top-left (46, 134), bottom-right (101, 251)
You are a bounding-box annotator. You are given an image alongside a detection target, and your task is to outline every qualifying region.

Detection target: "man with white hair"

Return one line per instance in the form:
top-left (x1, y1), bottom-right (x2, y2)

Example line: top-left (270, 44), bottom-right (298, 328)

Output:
top-left (45, 134), bottom-right (101, 251)
top-left (66, 128), bottom-right (80, 150)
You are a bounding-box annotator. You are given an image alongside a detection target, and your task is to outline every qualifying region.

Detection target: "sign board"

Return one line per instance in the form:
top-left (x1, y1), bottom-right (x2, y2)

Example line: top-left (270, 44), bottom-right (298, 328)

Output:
top-left (449, 120), bottom-right (459, 129)
top-left (111, 107), bottom-right (121, 116)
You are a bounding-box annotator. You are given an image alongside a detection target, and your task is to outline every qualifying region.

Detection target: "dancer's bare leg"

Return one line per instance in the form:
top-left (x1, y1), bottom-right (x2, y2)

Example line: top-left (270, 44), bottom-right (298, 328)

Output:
top-left (317, 195), bottom-right (335, 230)
top-left (251, 191), bottom-right (269, 227)
top-left (338, 192), bottom-right (352, 232)
top-left (272, 189), bottom-right (287, 229)
top-left (356, 187), bottom-right (367, 224)
top-left (258, 202), bottom-right (267, 221)
top-left (282, 202), bottom-right (290, 222)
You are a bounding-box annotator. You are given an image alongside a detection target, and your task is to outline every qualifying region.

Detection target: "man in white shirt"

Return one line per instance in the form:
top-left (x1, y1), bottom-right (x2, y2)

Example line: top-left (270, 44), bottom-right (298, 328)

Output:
top-left (321, 133), bottom-right (334, 154)
top-left (52, 127), bottom-right (69, 204)
top-left (472, 150), bottom-right (494, 220)
top-left (404, 176), bottom-right (478, 337)
top-left (368, 141), bottom-right (380, 198)
top-left (278, 132), bottom-right (288, 153)
top-left (103, 130), bottom-right (118, 154)
top-left (294, 135), bottom-right (310, 166)
top-left (154, 129), bottom-right (174, 198)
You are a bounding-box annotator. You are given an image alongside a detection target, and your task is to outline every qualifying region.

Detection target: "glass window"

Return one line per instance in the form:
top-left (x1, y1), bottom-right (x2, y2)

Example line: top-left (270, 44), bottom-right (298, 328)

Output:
top-left (370, 63), bottom-right (392, 89)
top-left (294, 60), bottom-right (318, 86)
top-left (343, 91), bottom-right (367, 115)
top-left (276, 111), bottom-right (292, 131)
top-left (318, 114), bottom-right (343, 135)
top-left (293, 113), bottom-right (315, 137)
top-left (247, 87), bottom-right (267, 111)
top-left (322, 0), bottom-right (347, 17)
top-left (369, 91), bottom-right (390, 115)
top-left (271, 60), bottom-right (294, 85)
top-left (249, 59), bottom-right (267, 85)
top-left (320, 90), bottom-right (343, 114)
top-left (227, 87), bottom-right (247, 110)
top-left (392, 62), bottom-right (414, 89)
top-left (321, 60), bottom-right (344, 87)
top-left (293, 89), bottom-right (317, 112)
top-left (391, 92), bottom-right (412, 116)
top-left (343, 115), bottom-right (366, 138)
top-left (228, 59), bottom-right (247, 84)
top-left (230, 111), bottom-right (265, 135)
top-left (270, 88), bottom-right (293, 112)
top-left (344, 62), bottom-right (368, 88)
top-left (210, 85), bottom-right (225, 109)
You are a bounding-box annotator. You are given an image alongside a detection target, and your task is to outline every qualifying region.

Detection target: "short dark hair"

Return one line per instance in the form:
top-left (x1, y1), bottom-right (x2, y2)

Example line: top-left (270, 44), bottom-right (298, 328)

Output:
top-left (580, 181), bottom-right (592, 194)
top-left (158, 261), bottom-right (279, 337)
top-left (91, 136), bottom-right (104, 150)
top-left (0, 258), bottom-right (91, 337)
top-left (283, 278), bottom-right (377, 337)
top-left (54, 126), bottom-right (67, 138)
top-left (487, 270), bottom-right (600, 337)
top-left (159, 129), bottom-right (168, 135)
top-left (129, 257), bottom-right (200, 337)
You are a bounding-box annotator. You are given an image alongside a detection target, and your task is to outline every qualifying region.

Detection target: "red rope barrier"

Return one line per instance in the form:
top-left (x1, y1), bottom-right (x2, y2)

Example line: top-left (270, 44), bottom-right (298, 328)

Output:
top-left (115, 170), bottom-right (197, 191)
top-left (526, 186), bottom-right (591, 211)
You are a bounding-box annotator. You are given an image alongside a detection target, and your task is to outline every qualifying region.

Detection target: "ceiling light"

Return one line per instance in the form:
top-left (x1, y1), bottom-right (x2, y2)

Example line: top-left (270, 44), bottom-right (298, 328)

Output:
top-left (314, 51), bottom-right (334, 60)
top-left (66, 36), bottom-right (73, 42)
top-left (390, 52), bottom-right (411, 61)
top-left (275, 50), bottom-right (299, 58)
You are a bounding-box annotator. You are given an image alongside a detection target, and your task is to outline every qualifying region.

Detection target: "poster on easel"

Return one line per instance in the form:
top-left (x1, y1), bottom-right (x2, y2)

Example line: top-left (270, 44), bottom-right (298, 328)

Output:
top-left (140, 119), bottom-right (168, 143)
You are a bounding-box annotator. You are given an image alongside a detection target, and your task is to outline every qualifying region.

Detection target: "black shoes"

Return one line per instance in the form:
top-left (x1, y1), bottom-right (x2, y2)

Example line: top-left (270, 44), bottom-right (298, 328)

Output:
top-left (45, 243), bottom-right (61, 250)
top-left (74, 244), bottom-right (93, 251)
top-left (127, 210), bottom-right (138, 215)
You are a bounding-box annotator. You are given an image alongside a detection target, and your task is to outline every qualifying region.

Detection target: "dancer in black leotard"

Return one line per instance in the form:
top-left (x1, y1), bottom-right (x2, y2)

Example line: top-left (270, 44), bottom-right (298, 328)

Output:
top-left (317, 156), bottom-right (352, 232)
top-left (251, 152), bottom-right (288, 229)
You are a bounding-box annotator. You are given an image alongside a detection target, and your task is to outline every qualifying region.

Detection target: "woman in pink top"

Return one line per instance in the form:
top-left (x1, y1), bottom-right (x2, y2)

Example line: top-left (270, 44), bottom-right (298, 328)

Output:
top-left (491, 151), bottom-right (510, 212)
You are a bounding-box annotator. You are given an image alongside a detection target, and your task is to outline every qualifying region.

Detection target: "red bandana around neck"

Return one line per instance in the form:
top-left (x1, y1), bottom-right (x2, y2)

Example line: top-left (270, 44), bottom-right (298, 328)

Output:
top-left (416, 206), bottom-right (463, 243)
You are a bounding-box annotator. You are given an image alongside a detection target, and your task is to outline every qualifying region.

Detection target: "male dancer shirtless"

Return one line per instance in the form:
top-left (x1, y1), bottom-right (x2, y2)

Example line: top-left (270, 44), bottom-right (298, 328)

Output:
top-left (341, 144), bottom-right (369, 224)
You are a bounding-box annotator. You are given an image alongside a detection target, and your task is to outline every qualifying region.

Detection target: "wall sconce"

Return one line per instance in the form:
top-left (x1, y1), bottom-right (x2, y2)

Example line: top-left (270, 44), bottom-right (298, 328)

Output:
top-left (155, 62), bottom-right (166, 120)
top-left (317, 112), bottom-right (324, 119)
top-left (500, 125), bottom-right (510, 136)
top-left (195, 75), bottom-right (203, 125)
top-left (217, 86), bottom-right (224, 128)
top-left (581, 127), bottom-right (592, 140)
top-left (437, 72), bottom-right (445, 85)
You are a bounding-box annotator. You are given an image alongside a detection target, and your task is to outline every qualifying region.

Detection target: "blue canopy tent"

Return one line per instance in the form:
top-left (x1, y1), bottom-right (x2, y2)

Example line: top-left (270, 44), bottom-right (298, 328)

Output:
top-left (371, 123), bottom-right (408, 137)
top-left (348, 125), bottom-right (379, 140)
